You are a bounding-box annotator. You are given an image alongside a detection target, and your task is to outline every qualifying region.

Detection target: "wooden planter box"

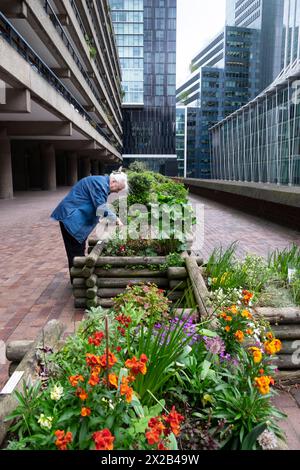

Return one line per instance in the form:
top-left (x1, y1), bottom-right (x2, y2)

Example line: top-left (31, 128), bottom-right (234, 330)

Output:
top-left (71, 238), bottom-right (207, 314)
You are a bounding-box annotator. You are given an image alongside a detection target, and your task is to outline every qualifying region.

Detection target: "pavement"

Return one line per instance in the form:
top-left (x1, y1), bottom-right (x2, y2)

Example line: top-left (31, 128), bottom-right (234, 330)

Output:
top-left (0, 188), bottom-right (300, 448)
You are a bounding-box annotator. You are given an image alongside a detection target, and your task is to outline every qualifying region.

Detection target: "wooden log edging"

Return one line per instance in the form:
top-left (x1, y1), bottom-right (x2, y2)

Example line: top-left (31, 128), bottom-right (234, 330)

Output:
top-left (185, 257), bottom-right (210, 320)
top-left (0, 320), bottom-right (65, 446)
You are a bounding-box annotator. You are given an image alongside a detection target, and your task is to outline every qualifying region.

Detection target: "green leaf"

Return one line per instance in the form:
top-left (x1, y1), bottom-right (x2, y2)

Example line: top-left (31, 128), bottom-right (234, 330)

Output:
top-left (79, 419), bottom-right (89, 449)
top-left (241, 423), bottom-right (267, 450)
top-left (200, 360), bottom-right (212, 381)
top-left (168, 432), bottom-right (178, 450)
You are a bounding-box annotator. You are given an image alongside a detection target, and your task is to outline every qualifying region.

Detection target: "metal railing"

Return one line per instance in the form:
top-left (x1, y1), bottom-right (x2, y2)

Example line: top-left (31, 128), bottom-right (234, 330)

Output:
top-left (0, 10), bottom-right (121, 152)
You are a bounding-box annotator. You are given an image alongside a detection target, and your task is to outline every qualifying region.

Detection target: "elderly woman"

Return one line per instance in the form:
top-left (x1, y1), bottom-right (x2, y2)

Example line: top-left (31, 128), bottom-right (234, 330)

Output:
top-left (51, 172), bottom-right (127, 280)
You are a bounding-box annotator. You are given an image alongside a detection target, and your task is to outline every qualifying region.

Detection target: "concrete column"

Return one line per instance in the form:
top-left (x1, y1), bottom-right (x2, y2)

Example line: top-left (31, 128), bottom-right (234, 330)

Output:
top-left (0, 134), bottom-right (13, 199)
top-left (81, 157), bottom-right (91, 177)
top-left (67, 152), bottom-right (78, 186)
top-left (41, 144), bottom-right (56, 190)
top-left (98, 162), bottom-right (105, 175)
top-left (91, 159), bottom-right (100, 175)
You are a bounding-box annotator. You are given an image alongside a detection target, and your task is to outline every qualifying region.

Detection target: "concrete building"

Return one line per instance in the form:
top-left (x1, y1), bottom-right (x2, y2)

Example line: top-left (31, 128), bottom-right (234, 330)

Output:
top-left (0, 0), bottom-right (123, 199)
top-left (109, 0), bottom-right (177, 175)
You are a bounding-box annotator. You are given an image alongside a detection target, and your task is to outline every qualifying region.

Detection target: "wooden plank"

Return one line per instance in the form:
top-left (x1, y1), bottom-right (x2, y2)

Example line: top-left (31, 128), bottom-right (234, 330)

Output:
top-left (96, 269), bottom-right (166, 278)
top-left (73, 288), bottom-right (87, 298)
top-left (271, 325), bottom-right (300, 340)
top-left (98, 288), bottom-right (125, 298)
top-left (97, 278), bottom-right (169, 288)
top-left (73, 257), bottom-right (87, 268)
top-left (255, 307), bottom-right (300, 325)
top-left (185, 256), bottom-right (209, 319)
top-left (86, 286), bottom-right (98, 299)
top-left (72, 278), bottom-right (85, 288)
top-left (274, 354), bottom-right (300, 370)
top-left (85, 274), bottom-right (98, 288)
top-left (95, 256), bottom-right (167, 266)
top-left (86, 241), bottom-right (106, 267)
top-left (168, 267), bottom-right (187, 280)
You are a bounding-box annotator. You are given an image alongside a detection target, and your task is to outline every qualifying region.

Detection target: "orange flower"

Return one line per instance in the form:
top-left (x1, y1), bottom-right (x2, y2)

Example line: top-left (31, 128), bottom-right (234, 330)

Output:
top-left (69, 375), bottom-right (84, 387)
top-left (249, 347), bottom-right (262, 364)
top-left (120, 377), bottom-right (133, 403)
top-left (93, 429), bottom-right (115, 451)
top-left (108, 373), bottom-right (118, 389)
top-left (225, 316), bottom-right (232, 322)
top-left (259, 368), bottom-right (265, 375)
top-left (246, 329), bottom-right (253, 335)
top-left (230, 305), bottom-right (238, 314)
top-left (146, 428), bottom-right (161, 445)
top-left (242, 290), bottom-right (253, 305)
top-left (225, 326), bottom-right (231, 332)
top-left (219, 312), bottom-right (227, 319)
top-left (88, 331), bottom-right (104, 347)
top-left (81, 407), bottom-right (91, 417)
top-left (234, 330), bottom-right (244, 342)
top-left (54, 430), bottom-right (73, 451)
top-left (266, 332), bottom-right (274, 340)
top-left (76, 387), bottom-right (88, 401)
top-left (254, 376), bottom-right (274, 395)
top-left (86, 353), bottom-right (101, 367)
top-left (99, 350), bottom-right (118, 369)
top-left (125, 354), bottom-right (148, 376)
top-left (88, 372), bottom-right (100, 387)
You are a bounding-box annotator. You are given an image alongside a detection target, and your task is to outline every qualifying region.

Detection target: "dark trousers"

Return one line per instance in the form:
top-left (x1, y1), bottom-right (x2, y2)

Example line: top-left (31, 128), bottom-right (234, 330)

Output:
top-left (59, 222), bottom-right (86, 281)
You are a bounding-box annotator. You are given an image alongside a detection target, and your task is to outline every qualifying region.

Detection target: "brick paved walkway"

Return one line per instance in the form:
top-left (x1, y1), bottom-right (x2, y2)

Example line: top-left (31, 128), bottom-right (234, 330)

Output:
top-left (0, 188), bottom-right (299, 448)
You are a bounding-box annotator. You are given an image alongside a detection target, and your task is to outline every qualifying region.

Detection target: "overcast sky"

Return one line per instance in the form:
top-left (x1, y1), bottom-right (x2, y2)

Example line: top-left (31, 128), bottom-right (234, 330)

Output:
top-left (176, 0), bottom-right (227, 87)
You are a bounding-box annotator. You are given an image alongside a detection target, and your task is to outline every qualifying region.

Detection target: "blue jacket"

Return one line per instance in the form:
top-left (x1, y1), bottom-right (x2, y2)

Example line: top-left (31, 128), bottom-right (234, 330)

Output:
top-left (51, 175), bottom-right (116, 243)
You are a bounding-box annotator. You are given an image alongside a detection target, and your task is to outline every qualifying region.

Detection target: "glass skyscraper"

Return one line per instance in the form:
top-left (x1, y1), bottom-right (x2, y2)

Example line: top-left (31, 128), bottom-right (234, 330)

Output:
top-left (226, 0), bottom-right (284, 90)
top-left (109, 0), bottom-right (177, 174)
top-left (210, 0), bottom-right (300, 187)
top-left (176, 26), bottom-right (260, 178)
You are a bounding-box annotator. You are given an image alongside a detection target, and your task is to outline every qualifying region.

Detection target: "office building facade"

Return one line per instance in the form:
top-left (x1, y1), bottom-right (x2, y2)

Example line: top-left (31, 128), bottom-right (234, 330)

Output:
top-left (110, 0), bottom-right (177, 175)
top-left (226, 0), bottom-right (284, 90)
top-left (0, 0), bottom-right (123, 199)
top-left (210, 0), bottom-right (300, 187)
top-left (176, 26), bottom-right (260, 178)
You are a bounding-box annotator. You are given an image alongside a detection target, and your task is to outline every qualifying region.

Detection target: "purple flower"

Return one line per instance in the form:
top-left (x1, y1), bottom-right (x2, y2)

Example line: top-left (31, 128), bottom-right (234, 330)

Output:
top-left (204, 336), bottom-right (226, 356)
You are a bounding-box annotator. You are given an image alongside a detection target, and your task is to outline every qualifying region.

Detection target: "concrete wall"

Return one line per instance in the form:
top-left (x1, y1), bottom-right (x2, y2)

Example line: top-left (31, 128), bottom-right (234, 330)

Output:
top-left (177, 178), bottom-right (300, 230)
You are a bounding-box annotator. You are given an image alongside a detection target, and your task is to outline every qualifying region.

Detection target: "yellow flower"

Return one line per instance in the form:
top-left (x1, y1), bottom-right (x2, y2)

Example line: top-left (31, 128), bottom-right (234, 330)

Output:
top-left (255, 376), bottom-right (274, 395)
top-left (264, 339), bottom-right (282, 355)
top-left (230, 305), bottom-right (238, 314)
top-left (249, 347), bottom-right (262, 364)
top-left (241, 309), bottom-right (252, 319)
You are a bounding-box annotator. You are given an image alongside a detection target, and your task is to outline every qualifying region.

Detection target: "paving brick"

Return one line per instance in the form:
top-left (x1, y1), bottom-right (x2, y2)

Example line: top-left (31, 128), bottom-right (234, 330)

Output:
top-left (0, 188), bottom-right (300, 447)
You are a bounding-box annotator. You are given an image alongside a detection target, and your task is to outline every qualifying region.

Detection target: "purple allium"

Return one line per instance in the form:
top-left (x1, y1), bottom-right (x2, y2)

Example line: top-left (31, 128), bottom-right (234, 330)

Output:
top-left (204, 336), bottom-right (226, 356)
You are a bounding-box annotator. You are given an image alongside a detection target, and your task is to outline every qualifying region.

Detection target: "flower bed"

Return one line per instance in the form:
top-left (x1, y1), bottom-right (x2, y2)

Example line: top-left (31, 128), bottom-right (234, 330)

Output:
top-left (203, 243), bottom-right (300, 377)
top-left (3, 284), bottom-right (287, 450)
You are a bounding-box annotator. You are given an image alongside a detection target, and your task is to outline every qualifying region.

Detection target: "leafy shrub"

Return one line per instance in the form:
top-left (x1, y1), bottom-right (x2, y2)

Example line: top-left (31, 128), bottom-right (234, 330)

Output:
top-left (114, 283), bottom-right (171, 325)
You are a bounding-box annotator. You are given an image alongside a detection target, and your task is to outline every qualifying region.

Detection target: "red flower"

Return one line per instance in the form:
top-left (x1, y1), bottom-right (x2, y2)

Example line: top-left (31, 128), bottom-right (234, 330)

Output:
top-left (88, 331), bottom-right (105, 347)
top-left (54, 430), bottom-right (73, 450)
top-left (158, 441), bottom-right (169, 450)
top-left (93, 429), bottom-right (115, 450)
top-left (99, 350), bottom-right (118, 369)
top-left (163, 406), bottom-right (184, 436)
top-left (86, 353), bottom-right (101, 367)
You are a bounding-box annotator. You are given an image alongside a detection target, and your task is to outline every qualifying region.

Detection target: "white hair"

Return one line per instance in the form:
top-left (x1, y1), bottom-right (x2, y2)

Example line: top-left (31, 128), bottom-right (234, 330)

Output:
top-left (110, 171), bottom-right (128, 191)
